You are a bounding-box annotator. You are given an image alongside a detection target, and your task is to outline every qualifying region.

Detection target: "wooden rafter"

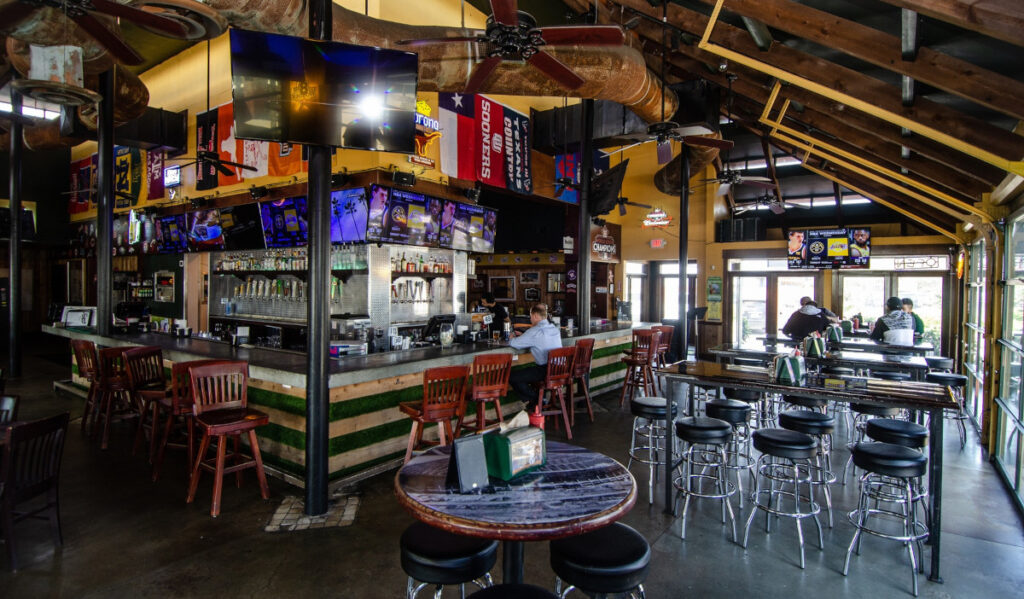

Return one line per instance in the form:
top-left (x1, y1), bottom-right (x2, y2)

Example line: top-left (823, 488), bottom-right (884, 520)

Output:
top-left (877, 0), bottom-right (1024, 48)
top-left (696, 0), bottom-right (1024, 121)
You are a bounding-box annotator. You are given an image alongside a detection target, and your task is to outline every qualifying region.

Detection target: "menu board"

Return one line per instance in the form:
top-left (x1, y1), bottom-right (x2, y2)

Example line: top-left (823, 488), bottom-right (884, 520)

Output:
top-left (787, 227), bottom-right (870, 270)
top-left (155, 214), bottom-right (188, 254)
top-left (220, 203), bottom-right (266, 250)
top-left (330, 188), bottom-right (369, 244)
top-left (187, 208), bottom-right (226, 251)
top-left (365, 184), bottom-right (390, 242)
top-left (259, 197), bottom-right (308, 248)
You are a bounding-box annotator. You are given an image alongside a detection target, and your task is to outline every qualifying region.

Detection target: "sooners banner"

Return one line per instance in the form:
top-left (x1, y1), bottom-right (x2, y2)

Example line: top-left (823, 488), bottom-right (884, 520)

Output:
top-left (476, 95), bottom-right (505, 188)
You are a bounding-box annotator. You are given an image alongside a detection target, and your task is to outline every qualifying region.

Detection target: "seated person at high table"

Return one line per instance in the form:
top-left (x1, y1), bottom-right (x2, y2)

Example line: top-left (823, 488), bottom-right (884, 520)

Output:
top-left (508, 304), bottom-right (563, 411)
top-left (870, 296), bottom-right (915, 342)
top-left (781, 296), bottom-right (834, 340)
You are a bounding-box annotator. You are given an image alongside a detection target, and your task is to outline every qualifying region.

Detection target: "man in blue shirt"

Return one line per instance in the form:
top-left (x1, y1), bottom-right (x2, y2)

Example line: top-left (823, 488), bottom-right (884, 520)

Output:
top-left (508, 304), bottom-right (563, 410)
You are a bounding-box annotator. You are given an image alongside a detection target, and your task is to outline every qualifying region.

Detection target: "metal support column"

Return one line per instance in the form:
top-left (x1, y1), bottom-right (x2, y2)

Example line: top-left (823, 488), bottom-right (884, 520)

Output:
top-left (577, 99), bottom-right (594, 335)
top-left (305, 0), bottom-right (332, 516)
top-left (96, 70), bottom-right (115, 336)
top-left (8, 86), bottom-right (23, 377)
top-left (665, 149), bottom-right (691, 512)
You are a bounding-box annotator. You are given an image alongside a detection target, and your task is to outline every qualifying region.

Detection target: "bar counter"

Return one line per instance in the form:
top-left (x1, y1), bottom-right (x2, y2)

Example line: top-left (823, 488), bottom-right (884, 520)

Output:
top-left (43, 322), bottom-right (641, 486)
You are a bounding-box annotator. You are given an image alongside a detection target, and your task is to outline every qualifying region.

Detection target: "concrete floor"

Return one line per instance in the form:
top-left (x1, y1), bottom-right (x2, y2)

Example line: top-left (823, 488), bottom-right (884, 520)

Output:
top-left (1, 335), bottom-right (1022, 598)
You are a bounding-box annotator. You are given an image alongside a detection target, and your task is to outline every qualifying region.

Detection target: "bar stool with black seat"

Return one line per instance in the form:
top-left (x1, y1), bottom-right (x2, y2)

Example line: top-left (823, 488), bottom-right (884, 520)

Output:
top-left (778, 410), bottom-right (837, 527)
top-left (0, 412), bottom-right (70, 571)
top-left (619, 329), bottom-right (660, 407)
top-left (723, 388), bottom-right (766, 429)
top-left (924, 356), bottom-right (954, 372)
top-left (627, 396), bottom-right (677, 504)
top-left (864, 418), bottom-right (931, 529)
top-left (0, 395), bottom-right (18, 425)
top-left (672, 416), bottom-right (737, 541)
top-left (844, 441), bottom-right (929, 596)
top-left (549, 521), bottom-right (650, 599)
top-left (781, 394), bottom-right (828, 415)
top-left (873, 371), bottom-right (912, 382)
top-left (533, 346), bottom-right (576, 439)
top-left (93, 347), bottom-right (137, 450)
top-left (742, 429), bottom-right (824, 569)
top-left (925, 371), bottom-right (969, 449)
top-left (568, 337), bottom-right (596, 425)
top-left (400, 521), bottom-right (496, 598)
top-left (401, 366), bottom-right (469, 463)
top-left (70, 339), bottom-right (100, 433)
top-left (705, 399), bottom-right (754, 507)
top-left (468, 584), bottom-right (557, 598)
top-left (843, 402), bottom-right (903, 483)
top-left (459, 354), bottom-right (511, 434)
top-left (121, 346), bottom-right (169, 462)
top-left (186, 361), bottom-right (271, 517)
top-left (151, 360), bottom-right (221, 482)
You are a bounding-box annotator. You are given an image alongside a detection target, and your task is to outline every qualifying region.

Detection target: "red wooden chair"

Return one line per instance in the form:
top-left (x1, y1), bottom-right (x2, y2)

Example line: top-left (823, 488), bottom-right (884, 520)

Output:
top-left (569, 338), bottom-right (596, 426)
top-left (94, 347), bottom-right (136, 450)
top-left (535, 346), bottom-right (576, 439)
top-left (459, 354), bottom-right (512, 434)
top-left (151, 360), bottom-right (221, 482)
top-left (186, 361), bottom-right (270, 517)
top-left (620, 329), bottom-right (661, 407)
top-left (400, 366), bottom-right (469, 463)
top-left (0, 395), bottom-right (18, 425)
top-left (0, 412), bottom-right (70, 571)
top-left (121, 346), bottom-right (168, 461)
top-left (70, 339), bottom-right (100, 433)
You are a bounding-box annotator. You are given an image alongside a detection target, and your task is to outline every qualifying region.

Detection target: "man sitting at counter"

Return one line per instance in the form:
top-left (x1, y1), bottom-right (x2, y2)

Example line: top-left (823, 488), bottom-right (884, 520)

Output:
top-left (508, 303), bottom-right (563, 410)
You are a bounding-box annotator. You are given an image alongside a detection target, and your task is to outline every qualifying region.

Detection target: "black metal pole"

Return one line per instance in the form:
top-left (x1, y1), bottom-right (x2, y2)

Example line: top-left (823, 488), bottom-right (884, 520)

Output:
top-left (96, 70), bottom-right (115, 336)
top-left (305, 0), bottom-right (332, 516)
top-left (577, 99), bottom-right (594, 335)
top-left (8, 86), bottom-right (23, 377)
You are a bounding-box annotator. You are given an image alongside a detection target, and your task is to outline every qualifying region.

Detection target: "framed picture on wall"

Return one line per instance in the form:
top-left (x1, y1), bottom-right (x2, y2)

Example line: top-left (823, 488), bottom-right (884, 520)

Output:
top-left (489, 276), bottom-right (515, 301)
top-left (524, 287), bottom-right (541, 302)
top-left (471, 277), bottom-right (486, 290)
top-left (519, 271), bottom-right (540, 285)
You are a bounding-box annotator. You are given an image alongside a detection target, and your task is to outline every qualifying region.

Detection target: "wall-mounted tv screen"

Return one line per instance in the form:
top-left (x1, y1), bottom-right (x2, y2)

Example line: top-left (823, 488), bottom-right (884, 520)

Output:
top-left (787, 227), bottom-right (870, 270)
top-left (366, 184), bottom-right (390, 242)
top-left (379, 189), bottom-right (438, 247)
top-left (155, 214), bottom-right (188, 254)
top-left (444, 202), bottom-right (496, 253)
top-left (187, 208), bottom-right (226, 251)
top-left (228, 28), bottom-right (419, 152)
top-left (220, 203), bottom-right (266, 251)
top-left (330, 188), bottom-right (369, 244)
top-left (164, 165), bottom-right (181, 188)
top-left (259, 196), bottom-right (308, 248)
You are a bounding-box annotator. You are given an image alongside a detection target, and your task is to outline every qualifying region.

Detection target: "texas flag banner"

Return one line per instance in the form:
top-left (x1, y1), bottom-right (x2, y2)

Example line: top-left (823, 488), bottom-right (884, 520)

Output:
top-left (439, 92), bottom-right (477, 181)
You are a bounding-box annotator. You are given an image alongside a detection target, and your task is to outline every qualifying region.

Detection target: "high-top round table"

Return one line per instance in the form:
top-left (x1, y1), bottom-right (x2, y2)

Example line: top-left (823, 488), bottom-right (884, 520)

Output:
top-left (395, 441), bottom-right (637, 584)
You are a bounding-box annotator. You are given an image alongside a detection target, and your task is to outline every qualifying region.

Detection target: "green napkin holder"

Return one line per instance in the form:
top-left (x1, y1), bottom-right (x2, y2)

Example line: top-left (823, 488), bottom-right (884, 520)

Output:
top-left (772, 355), bottom-right (806, 386)
top-left (825, 325), bottom-right (844, 342)
top-left (803, 336), bottom-right (827, 358)
top-left (483, 426), bottom-right (546, 481)
top-left (840, 320), bottom-right (853, 334)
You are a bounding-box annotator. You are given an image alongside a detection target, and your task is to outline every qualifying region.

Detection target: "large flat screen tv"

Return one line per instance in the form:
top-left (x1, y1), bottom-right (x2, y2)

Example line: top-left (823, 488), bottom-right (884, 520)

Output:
top-left (187, 208), bottom-right (227, 252)
top-left (380, 189), bottom-right (438, 247)
top-left (787, 227), bottom-right (870, 270)
top-left (442, 202), bottom-right (495, 253)
top-left (220, 203), bottom-right (266, 251)
top-left (260, 197), bottom-right (308, 248)
top-left (330, 188), bottom-right (369, 244)
top-left (155, 215), bottom-right (188, 254)
top-left (229, 29), bottom-right (419, 152)
top-left (365, 184), bottom-right (390, 242)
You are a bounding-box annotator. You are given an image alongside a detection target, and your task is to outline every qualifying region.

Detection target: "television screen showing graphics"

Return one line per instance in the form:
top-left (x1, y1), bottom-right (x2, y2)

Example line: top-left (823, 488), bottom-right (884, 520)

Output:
top-left (365, 184), bottom-right (390, 242)
top-left (382, 189), bottom-right (436, 246)
top-left (220, 203), bottom-right (266, 250)
top-left (187, 208), bottom-right (227, 251)
top-left (156, 214), bottom-right (189, 254)
top-left (259, 196), bottom-right (308, 248)
top-left (229, 29), bottom-right (419, 153)
top-left (164, 165), bottom-right (181, 188)
top-left (330, 188), bottom-right (369, 244)
top-left (787, 227), bottom-right (870, 270)
top-left (438, 200), bottom-right (458, 249)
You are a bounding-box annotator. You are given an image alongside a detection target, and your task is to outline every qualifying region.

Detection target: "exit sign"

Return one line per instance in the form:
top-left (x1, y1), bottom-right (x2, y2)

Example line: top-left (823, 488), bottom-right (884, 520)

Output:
top-left (650, 238), bottom-right (666, 249)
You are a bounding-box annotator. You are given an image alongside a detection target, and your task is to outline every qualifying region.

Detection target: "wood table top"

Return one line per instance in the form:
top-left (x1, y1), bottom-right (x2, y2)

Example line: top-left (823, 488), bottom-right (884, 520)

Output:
top-left (395, 441), bottom-right (636, 541)
top-left (709, 344), bottom-right (929, 371)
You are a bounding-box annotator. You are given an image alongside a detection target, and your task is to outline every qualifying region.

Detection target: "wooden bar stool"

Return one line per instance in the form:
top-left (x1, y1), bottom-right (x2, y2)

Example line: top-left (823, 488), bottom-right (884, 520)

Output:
top-left (152, 360), bottom-right (221, 482)
top-left (70, 339), bottom-right (100, 433)
top-left (569, 338), bottom-right (595, 426)
top-left (400, 366), bottom-right (469, 463)
top-left (121, 346), bottom-right (168, 461)
top-left (652, 325), bottom-right (674, 393)
top-left (460, 354), bottom-right (512, 434)
top-left (94, 347), bottom-right (136, 450)
top-left (186, 361), bottom-right (270, 517)
top-left (534, 346), bottom-right (576, 440)
top-left (620, 329), bottom-right (661, 407)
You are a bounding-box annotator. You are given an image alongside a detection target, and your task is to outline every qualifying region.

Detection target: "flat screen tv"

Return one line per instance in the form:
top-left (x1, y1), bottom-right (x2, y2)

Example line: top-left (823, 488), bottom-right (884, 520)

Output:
top-left (365, 184), bottom-right (390, 242)
top-left (444, 202), bottom-right (494, 253)
top-left (187, 208), bottom-right (227, 251)
top-left (220, 203), bottom-right (266, 251)
top-left (259, 197), bottom-right (308, 248)
top-left (229, 28), bottom-right (419, 152)
top-left (380, 189), bottom-right (438, 247)
top-left (128, 209), bottom-right (159, 254)
top-left (787, 227), bottom-right (870, 270)
top-left (155, 214), bottom-right (188, 254)
top-left (330, 188), bottom-right (369, 244)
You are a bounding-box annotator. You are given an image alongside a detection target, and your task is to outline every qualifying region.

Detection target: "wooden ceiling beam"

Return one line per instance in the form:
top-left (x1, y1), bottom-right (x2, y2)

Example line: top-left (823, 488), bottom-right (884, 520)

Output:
top-left (694, 0), bottom-right (1024, 121)
top-left (601, 0), bottom-right (1024, 163)
top-left (877, 0), bottom-right (1024, 48)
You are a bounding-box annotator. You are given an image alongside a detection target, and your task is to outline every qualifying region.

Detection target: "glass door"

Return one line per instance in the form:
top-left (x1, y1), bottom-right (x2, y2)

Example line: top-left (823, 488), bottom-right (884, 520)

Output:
top-left (776, 275), bottom-right (817, 336)
top-left (840, 275), bottom-right (887, 324)
top-left (897, 276), bottom-right (944, 347)
top-left (732, 276), bottom-right (767, 346)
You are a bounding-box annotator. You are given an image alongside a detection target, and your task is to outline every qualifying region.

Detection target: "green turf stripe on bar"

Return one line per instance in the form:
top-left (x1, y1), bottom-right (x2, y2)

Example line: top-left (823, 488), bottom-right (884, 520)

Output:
top-left (590, 361), bottom-right (628, 379)
top-left (259, 451), bottom-right (305, 477)
top-left (249, 386), bottom-right (306, 416)
top-left (329, 384), bottom-right (424, 421)
top-left (592, 342), bottom-right (632, 360)
top-left (256, 422), bottom-right (306, 450)
top-left (71, 364), bottom-right (79, 376)
top-left (328, 418), bottom-right (417, 456)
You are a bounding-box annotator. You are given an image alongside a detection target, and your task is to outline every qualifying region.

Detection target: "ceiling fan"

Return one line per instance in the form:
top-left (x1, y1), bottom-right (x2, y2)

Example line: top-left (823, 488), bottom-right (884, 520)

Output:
top-left (734, 193), bottom-right (811, 215)
top-left (168, 150), bottom-right (257, 178)
top-left (701, 168), bottom-right (775, 197)
top-left (397, 0), bottom-right (625, 93)
top-left (0, 0), bottom-right (189, 66)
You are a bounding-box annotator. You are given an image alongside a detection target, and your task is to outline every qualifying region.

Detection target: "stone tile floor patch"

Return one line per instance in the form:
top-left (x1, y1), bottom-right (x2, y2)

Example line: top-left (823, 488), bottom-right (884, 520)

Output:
top-left (265, 491), bottom-right (360, 533)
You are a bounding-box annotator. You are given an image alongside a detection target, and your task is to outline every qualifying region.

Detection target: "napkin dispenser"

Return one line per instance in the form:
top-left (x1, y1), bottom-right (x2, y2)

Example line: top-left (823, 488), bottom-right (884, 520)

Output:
top-left (483, 426), bottom-right (546, 481)
top-left (840, 319), bottom-right (853, 334)
top-left (825, 325), bottom-right (844, 343)
top-left (803, 336), bottom-right (827, 358)
top-left (772, 354), bottom-right (806, 386)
